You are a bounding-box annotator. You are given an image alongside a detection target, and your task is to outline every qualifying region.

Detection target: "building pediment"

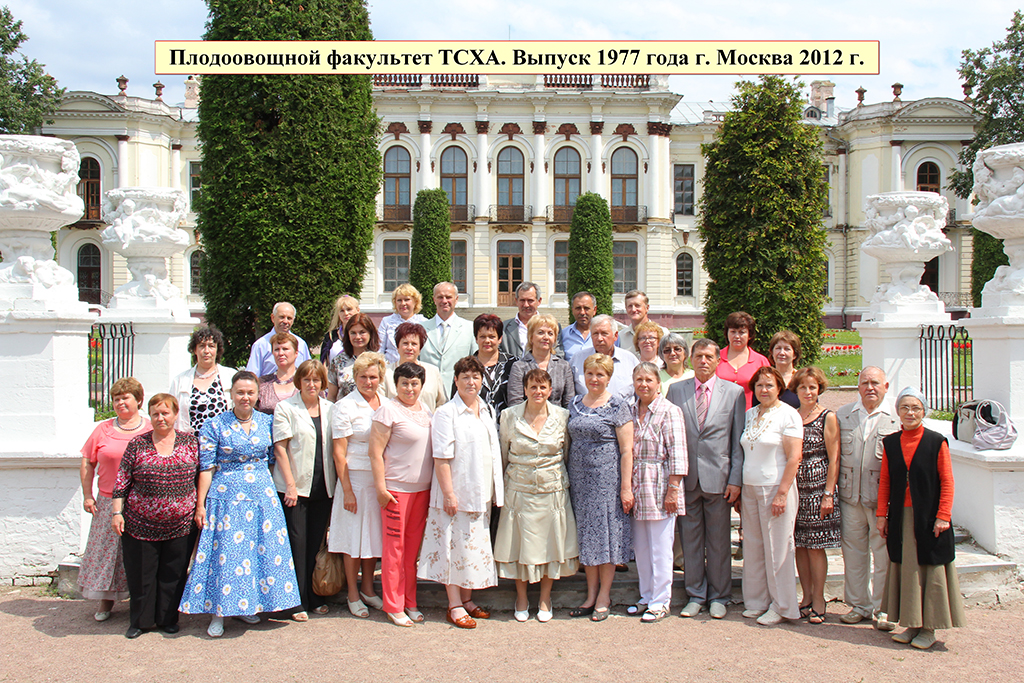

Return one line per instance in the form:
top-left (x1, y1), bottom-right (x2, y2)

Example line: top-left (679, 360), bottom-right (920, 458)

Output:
top-left (59, 92), bottom-right (125, 113)
top-left (892, 98), bottom-right (977, 122)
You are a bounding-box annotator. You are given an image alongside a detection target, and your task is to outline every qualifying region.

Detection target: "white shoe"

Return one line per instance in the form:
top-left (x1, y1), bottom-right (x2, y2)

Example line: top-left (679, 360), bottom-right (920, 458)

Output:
top-left (756, 609), bottom-right (784, 626)
top-left (348, 599), bottom-right (369, 618)
top-left (93, 611), bottom-right (111, 622)
top-left (874, 616), bottom-right (897, 632)
top-left (386, 611), bottom-right (414, 627)
top-left (359, 591), bottom-right (384, 610)
top-left (742, 609), bottom-right (765, 619)
top-left (514, 607), bottom-right (529, 622)
top-left (536, 608), bottom-right (553, 623)
top-left (207, 617), bottom-right (224, 638)
top-left (680, 601), bottom-right (703, 618)
top-left (234, 614), bottom-right (260, 625)
top-left (404, 608), bottom-right (424, 623)
top-left (709, 602), bottom-right (728, 619)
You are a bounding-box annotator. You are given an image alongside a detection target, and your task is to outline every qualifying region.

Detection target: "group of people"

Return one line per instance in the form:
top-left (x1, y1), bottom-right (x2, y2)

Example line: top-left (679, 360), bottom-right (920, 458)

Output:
top-left (76, 284), bottom-right (964, 649)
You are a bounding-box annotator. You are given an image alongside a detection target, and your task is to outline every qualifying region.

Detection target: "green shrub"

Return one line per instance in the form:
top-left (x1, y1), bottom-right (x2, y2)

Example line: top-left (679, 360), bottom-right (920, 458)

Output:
top-left (408, 188), bottom-right (452, 319)
top-left (567, 192), bottom-right (614, 319)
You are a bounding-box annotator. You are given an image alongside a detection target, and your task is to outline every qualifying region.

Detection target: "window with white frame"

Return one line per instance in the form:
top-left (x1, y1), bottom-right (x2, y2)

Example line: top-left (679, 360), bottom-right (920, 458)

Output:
top-left (613, 240), bottom-right (638, 293)
top-left (383, 238), bottom-right (410, 292)
top-left (451, 239), bottom-right (467, 293)
top-left (190, 250), bottom-right (204, 295)
top-left (676, 252), bottom-right (694, 296)
top-left (554, 239), bottom-right (569, 294)
top-left (190, 162), bottom-right (202, 210)
top-left (673, 164), bottom-right (694, 216)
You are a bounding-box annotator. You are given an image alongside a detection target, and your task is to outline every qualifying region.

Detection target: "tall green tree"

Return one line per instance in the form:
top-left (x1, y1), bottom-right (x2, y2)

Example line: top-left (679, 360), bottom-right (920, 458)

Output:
top-left (408, 188), bottom-right (451, 319)
top-left (949, 10), bottom-right (1023, 306)
top-left (699, 76), bottom-right (828, 362)
top-left (196, 0), bottom-right (381, 366)
top-left (567, 192), bottom-right (614, 318)
top-left (0, 7), bottom-right (64, 133)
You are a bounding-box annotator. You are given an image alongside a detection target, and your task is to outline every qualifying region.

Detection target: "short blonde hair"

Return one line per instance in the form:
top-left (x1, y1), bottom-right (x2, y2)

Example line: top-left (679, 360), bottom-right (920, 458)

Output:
top-left (583, 353), bottom-right (614, 377)
top-left (352, 352), bottom-right (386, 381)
top-left (526, 314), bottom-right (559, 353)
top-left (391, 283), bottom-right (423, 314)
top-left (632, 321), bottom-right (664, 354)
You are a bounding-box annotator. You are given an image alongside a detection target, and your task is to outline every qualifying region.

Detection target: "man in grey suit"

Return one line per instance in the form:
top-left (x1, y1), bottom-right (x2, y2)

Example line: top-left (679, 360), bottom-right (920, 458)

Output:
top-left (499, 282), bottom-right (562, 359)
top-left (666, 338), bottom-right (745, 619)
top-left (418, 282), bottom-right (476, 390)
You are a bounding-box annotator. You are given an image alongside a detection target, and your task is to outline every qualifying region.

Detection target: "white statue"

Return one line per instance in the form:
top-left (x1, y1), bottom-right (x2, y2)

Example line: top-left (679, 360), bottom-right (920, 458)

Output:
top-left (972, 143), bottom-right (1024, 314)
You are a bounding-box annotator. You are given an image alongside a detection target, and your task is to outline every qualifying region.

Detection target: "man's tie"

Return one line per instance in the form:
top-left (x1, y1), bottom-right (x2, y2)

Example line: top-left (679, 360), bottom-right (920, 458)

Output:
top-left (696, 384), bottom-right (708, 431)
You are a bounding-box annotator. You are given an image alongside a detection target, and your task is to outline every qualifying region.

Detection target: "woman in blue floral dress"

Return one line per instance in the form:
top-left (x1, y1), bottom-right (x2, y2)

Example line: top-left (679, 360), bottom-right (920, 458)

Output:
top-left (179, 371), bottom-right (300, 638)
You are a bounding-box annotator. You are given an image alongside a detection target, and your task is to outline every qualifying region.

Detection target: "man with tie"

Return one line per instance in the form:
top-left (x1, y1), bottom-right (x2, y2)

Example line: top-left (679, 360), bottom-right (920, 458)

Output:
top-left (419, 281), bottom-right (476, 390)
top-left (666, 339), bottom-right (745, 619)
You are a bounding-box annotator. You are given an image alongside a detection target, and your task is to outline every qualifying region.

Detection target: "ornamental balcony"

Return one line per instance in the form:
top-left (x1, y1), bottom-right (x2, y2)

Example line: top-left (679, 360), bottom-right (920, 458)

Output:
top-left (449, 204), bottom-right (476, 223)
top-left (611, 205), bottom-right (648, 224)
top-left (546, 205), bottom-right (575, 223)
top-left (488, 204), bottom-right (533, 223)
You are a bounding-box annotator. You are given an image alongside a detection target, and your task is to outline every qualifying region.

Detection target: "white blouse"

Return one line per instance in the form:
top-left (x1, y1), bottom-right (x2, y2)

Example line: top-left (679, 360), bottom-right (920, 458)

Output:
top-left (331, 389), bottom-right (386, 472)
top-left (739, 402), bottom-right (803, 487)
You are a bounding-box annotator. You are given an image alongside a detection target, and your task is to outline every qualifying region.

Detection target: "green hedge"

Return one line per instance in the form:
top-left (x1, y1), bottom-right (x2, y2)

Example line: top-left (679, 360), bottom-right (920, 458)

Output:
top-left (567, 192), bottom-right (614, 318)
top-left (409, 188), bottom-right (452, 319)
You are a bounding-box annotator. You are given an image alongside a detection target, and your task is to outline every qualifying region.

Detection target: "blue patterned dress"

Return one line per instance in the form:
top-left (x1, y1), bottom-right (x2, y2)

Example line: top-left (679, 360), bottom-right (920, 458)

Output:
top-left (179, 410), bottom-right (300, 617)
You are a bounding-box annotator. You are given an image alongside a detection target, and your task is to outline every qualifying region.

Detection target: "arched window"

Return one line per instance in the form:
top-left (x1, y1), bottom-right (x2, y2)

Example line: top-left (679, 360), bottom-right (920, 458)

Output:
top-left (553, 147), bottom-right (581, 222)
top-left (383, 147), bottom-right (411, 221)
top-left (190, 251), bottom-right (204, 295)
top-left (440, 147), bottom-right (468, 221)
top-left (676, 253), bottom-right (694, 297)
top-left (77, 158), bottom-right (101, 220)
top-left (610, 147), bottom-right (638, 223)
top-left (77, 243), bottom-right (102, 304)
top-left (917, 162), bottom-right (940, 193)
top-left (496, 147), bottom-right (524, 222)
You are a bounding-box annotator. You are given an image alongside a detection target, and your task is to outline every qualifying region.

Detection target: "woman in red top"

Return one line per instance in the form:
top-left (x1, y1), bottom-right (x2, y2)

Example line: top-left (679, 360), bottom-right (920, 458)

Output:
top-left (876, 387), bottom-right (965, 650)
top-left (716, 312), bottom-right (770, 410)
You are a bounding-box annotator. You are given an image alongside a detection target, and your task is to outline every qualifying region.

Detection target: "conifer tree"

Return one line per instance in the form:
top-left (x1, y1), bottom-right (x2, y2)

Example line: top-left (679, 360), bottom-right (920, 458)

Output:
top-left (567, 192), bottom-right (614, 318)
top-left (408, 188), bottom-right (452, 319)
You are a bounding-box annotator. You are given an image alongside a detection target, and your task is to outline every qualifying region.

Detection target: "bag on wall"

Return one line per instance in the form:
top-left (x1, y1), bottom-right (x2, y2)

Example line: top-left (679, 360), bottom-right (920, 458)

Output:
top-left (972, 400), bottom-right (1018, 451)
top-left (953, 400), bottom-right (980, 443)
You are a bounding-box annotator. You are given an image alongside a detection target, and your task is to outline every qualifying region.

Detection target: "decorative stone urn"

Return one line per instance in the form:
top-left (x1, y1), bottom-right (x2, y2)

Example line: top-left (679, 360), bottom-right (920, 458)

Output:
top-left (971, 142), bottom-right (1024, 316)
top-left (861, 191), bottom-right (952, 322)
top-left (100, 187), bottom-right (190, 318)
top-left (0, 136), bottom-right (84, 308)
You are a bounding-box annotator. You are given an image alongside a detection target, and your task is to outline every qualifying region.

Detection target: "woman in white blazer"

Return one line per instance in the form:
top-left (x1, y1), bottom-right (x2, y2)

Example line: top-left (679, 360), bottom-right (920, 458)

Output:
top-left (272, 359), bottom-right (336, 621)
top-left (168, 325), bottom-right (236, 433)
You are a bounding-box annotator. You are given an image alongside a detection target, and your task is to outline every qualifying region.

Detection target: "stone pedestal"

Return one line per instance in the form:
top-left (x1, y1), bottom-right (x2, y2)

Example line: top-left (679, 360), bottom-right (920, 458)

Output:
top-left (854, 321), bottom-right (928, 402)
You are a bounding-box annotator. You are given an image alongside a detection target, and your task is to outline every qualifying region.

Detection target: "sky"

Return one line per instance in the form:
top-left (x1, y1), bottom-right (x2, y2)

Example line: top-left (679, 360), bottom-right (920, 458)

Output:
top-left (4, 0), bottom-right (1021, 109)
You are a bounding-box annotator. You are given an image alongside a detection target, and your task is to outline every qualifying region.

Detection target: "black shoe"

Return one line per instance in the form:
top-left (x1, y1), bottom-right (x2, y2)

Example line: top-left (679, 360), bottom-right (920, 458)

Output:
top-left (161, 624), bottom-right (180, 634)
top-left (125, 627), bottom-right (145, 639)
top-left (568, 605), bottom-right (595, 618)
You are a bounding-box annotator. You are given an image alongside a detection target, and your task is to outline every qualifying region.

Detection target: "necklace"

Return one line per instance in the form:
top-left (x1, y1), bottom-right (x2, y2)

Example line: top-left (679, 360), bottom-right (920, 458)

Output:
top-left (115, 417), bottom-right (143, 431)
top-left (745, 402), bottom-right (782, 443)
top-left (234, 411), bottom-right (253, 424)
top-left (195, 366), bottom-right (218, 380)
top-left (274, 373), bottom-right (294, 385)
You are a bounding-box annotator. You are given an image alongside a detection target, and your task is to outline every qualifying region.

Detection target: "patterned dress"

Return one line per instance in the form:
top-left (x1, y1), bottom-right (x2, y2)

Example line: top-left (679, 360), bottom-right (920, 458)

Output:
top-left (567, 395), bottom-right (634, 566)
top-left (189, 376), bottom-right (228, 434)
top-left (327, 351), bottom-right (357, 400)
top-left (794, 410), bottom-right (842, 549)
top-left (179, 410), bottom-right (301, 617)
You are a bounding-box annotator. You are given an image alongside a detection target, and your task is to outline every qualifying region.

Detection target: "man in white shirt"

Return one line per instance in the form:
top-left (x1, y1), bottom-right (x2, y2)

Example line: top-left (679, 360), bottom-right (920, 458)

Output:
top-left (570, 314), bottom-right (638, 398)
top-left (419, 282), bottom-right (476, 389)
top-left (835, 366), bottom-right (900, 630)
top-left (245, 301), bottom-right (311, 376)
top-left (618, 289), bottom-right (669, 354)
top-left (560, 291), bottom-right (596, 364)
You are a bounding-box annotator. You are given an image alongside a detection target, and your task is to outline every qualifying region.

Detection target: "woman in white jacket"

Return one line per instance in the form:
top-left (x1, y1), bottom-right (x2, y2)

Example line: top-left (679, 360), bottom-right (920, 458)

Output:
top-left (168, 325), bottom-right (236, 433)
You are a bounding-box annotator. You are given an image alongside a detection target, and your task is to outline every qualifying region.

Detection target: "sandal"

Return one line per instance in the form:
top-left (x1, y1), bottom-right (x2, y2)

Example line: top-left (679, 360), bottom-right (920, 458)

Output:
top-left (313, 605), bottom-right (329, 615)
top-left (808, 609), bottom-right (826, 624)
top-left (590, 606), bottom-right (610, 622)
top-left (386, 611), bottom-right (414, 628)
top-left (799, 602), bottom-right (812, 619)
top-left (446, 606), bottom-right (476, 629)
top-left (291, 611), bottom-right (309, 622)
top-left (463, 603), bottom-right (490, 619)
top-left (641, 608), bottom-right (668, 623)
top-left (626, 602), bottom-right (648, 616)
top-left (347, 599), bottom-right (369, 618)
top-left (404, 608), bottom-right (425, 623)
top-left (569, 605), bottom-right (595, 618)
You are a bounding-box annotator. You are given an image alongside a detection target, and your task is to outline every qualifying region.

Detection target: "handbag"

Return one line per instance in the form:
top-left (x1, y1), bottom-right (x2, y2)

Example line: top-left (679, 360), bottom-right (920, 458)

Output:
top-left (953, 400), bottom-right (979, 443)
top-left (972, 400), bottom-right (1018, 451)
top-left (311, 531), bottom-right (345, 596)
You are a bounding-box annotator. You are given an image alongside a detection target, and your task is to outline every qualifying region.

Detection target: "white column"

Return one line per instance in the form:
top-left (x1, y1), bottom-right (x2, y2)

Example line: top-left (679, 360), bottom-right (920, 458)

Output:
top-left (890, 140), bottom-right (903, 191)
top-left (646, 123), bottom-right (661, 221)
top-left (532, 120), bottom-right (547, 219)
top-left (116, 135), bottom-right (129, 187)
top-left (171, 144), bottom-right (182, 190)
top-left (590, 122), bottom-right (604, 195)
top-left (475, 121), bottom-right (490, 219)
top-left (418, 120), bottom-right (433, 190)
top-left (837, 149), bottom-right (847, 224)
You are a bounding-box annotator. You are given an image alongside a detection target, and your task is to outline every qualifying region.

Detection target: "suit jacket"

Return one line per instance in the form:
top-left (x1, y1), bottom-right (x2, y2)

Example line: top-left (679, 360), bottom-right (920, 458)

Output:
top-left (666, 377), bottom-right (745, 494)
top-left (835, 397), bottom-right (900, 506)
top-left (271, 393), bottom-right (336, 498)
top-left (419, 313), bottom-right (477, 390)
top-left (499, 316), bottom-right (564, 360)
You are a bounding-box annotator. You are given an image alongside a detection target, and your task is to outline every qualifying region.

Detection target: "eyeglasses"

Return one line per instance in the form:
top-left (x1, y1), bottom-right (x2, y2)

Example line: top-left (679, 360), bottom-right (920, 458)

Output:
top-left (662, 346), bottom-right (684, 355)
top-left (638, 337), bottom-right (659, 344)
top-left (898, 404), bottom-right (925, 414)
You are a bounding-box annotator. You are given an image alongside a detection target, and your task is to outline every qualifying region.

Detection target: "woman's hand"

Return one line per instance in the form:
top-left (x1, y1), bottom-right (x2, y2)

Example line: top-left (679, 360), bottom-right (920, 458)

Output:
top-left (933, 518), bottom-right (950, 537)
top-left (283, 483), bottom-right (298, 507)
top-left (343, 490), bottom-right (357, 514)
top-left (771, 491), bottom-right (787, 517)
top-left (443, 494), bottom-right (458, 516)
top-left (621, 488), bottom-right (634, 514)
top-left (111, 512), bottom-right (124, 536)
top-left (819, 493), bottom-right (834, 520)
top-left (877, 517), bottom-right (888, 539)
top-left (376, 488), bottom-right (397, 508)
top-left (83, 497), bottom-right (97, 515)
top-left (664, 488), bottom-right (679, 514)
top-left (194, 505), bottom-right (206, 530)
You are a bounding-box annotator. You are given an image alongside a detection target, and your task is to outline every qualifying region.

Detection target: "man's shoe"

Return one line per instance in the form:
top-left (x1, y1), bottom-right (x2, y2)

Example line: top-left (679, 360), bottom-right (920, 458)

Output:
top-left (756, 609), bottom-right (784, 626)
top-left (709, 602), bottom-right (727, 619)
top-left (840, 610), bottom-right (866, 624)
top-left (910, 629), bottom-right (937, 650)
top-left (679, 601), bottom-right (703, 618)
top-left (874, 616), bottom-right (896, 631)
top-left (125, 627), bottom-right (145, 639)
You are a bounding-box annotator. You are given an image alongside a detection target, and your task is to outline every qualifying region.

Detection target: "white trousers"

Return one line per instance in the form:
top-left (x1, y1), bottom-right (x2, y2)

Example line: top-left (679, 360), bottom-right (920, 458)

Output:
top-left (631, 516), bottom-right (677, 611)
top-left (840, 500), bottom-right (889, 618)
top-left (741, 484), bottom-right (799, 619)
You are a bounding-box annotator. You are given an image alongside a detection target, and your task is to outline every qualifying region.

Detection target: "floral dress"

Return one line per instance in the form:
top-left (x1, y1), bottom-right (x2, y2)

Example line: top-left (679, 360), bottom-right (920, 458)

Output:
top-left (179, 410), bottom-right (300, 617)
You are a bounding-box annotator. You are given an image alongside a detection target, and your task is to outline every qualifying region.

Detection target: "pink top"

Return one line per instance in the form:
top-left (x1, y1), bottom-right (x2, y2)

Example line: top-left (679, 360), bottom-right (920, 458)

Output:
top-left (717, 348), bottom-right (770, 410)
top-left (81, 418), bottom-right (152, 497)
top-left (373, 399), bottom-right (434, 493)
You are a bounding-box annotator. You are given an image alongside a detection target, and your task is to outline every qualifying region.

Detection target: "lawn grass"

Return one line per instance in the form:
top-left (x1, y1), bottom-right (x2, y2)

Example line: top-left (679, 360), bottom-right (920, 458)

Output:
top-left (815, 329), bottom-right (863, 386)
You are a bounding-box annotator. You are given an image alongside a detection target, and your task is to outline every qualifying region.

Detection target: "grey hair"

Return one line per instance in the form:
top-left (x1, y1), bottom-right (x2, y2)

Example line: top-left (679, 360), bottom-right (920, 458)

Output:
top-left (590, 314), bottom-right (616, 332)
top-left (896, 386), bottom-right (928, 413)
top-left (659, 332), bottom-right (689, 359)
top-left (272, 301), bottom-right (296, 318)
top-left (516, 281), bottom-right (540, 298)
top-left (433, 281), bottom-right (458, 295)
top-left (632, 361), bottom-right (661, 381)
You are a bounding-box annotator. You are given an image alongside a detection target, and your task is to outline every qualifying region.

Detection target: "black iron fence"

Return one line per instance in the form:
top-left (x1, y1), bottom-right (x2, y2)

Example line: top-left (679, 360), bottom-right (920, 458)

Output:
top-left (89, 322), bottom-right (135, 415)
top-left (919, 324), bottom-right (972, 413)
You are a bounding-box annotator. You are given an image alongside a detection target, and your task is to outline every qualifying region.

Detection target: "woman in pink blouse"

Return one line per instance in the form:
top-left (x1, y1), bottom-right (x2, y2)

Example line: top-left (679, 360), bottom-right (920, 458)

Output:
top-left (78, 377), bottom-right (151, 623)
top-left (111, 394), bottom-right (199, 639)
top-left (716, 311), bottom-right (770, 410)
top-left (368, 362), bottom-right (434, 627)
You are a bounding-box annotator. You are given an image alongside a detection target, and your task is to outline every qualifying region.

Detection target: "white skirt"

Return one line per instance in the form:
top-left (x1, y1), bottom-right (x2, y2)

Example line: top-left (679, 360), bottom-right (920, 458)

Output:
top-left (327, 470), bottom-right (383, 558)
top-left (417, 507), bottom-right (497, 590)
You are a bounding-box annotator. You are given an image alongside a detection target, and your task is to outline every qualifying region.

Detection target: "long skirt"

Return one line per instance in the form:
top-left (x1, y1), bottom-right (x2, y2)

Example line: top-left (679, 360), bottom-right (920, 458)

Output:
top-left (327, 471), bottom-right (383, 558)
top-left (78, 494), bottom-right (129, 601)
top-left (494, 487), bottom-right (579, 583)
top-left (881, 507), bottom-right (966, 630)
top-left (417, 507), bottom-right (497, 590)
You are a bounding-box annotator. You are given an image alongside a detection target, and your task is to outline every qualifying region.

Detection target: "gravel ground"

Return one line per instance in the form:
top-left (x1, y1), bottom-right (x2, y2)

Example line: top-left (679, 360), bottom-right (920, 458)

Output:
top-left (2, 585), bottom-right (1022, 682)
